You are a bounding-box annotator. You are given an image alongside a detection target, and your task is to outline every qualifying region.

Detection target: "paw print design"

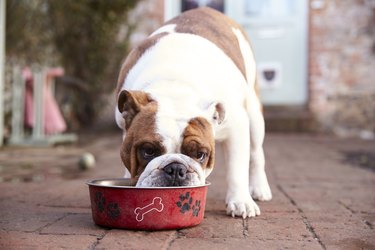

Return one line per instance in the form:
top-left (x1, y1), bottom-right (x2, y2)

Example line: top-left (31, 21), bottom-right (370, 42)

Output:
top-left (192, 200), bottom-right (201, 217)
top-left (95, 192), bottom-right (106, 213)
top-left (107, 202), bottom-right (121, 219)
top-left (94, 192), bottom-right (121, 219)
top-left (176, 192), bottom-right (193, 214)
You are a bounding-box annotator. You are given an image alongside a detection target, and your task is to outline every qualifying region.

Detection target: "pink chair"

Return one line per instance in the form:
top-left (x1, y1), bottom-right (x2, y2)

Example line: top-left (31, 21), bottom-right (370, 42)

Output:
top-left (10, 67), bottom-right (77, 146)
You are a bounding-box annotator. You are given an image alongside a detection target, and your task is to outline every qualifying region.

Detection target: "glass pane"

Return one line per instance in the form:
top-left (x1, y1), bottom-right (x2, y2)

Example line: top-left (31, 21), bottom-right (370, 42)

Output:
top-left (245, 0), bottom-right (295, 18)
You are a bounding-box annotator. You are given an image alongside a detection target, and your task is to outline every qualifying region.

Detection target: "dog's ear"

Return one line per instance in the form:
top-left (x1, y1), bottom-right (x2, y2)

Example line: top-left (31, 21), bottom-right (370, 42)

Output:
top-left (206, 102), bottom-right (226, 126)
top-left (118, 90), bottom-right (152, 129)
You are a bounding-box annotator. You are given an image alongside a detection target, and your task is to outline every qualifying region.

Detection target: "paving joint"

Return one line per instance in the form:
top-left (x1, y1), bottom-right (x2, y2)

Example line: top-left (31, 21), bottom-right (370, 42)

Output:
top-left (338, 200), bottom-right (374, 230)
top-left (88, 230), bottom-right (108, 250)
top-left (242, 218), bottom-right (249, 238)
top-left (35, 213), bottom-right (69, 234)
top-left (338, 200), bottom-right (356, 214)
top-left (277, 184), bottom-right (327, 250)
top-left (162, 231), bottom-right (179, 250)
top-left (364, 220), bottom-right (374, 230)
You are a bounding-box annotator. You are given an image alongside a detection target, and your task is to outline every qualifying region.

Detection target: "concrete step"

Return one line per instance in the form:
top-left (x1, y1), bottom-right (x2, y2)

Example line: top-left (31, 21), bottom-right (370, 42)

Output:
top-left (264, 106), bottom-right (317, 132)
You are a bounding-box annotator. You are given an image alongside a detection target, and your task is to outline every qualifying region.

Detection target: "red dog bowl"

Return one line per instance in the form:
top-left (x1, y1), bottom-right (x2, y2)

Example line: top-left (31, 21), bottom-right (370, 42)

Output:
top-left (87, 178), bottom-right (210, 230)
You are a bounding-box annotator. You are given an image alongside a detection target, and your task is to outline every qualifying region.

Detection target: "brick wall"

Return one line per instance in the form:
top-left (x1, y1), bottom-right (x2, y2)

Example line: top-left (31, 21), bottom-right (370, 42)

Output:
top-left (309, 0), bottom-right (375, 138)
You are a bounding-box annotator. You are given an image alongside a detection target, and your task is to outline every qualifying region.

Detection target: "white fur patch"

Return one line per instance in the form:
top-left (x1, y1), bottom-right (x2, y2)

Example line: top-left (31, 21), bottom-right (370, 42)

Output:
top-left (115, 104), bottom-right (125, 130)
top-left (150, 24), bottom-right (176, 37)
top-left (154, 113), bottom-right (186, 154)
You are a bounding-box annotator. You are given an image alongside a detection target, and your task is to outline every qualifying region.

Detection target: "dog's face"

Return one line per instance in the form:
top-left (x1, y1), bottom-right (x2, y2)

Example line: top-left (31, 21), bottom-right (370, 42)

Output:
top-left (118, 90), bottom-right (225, 187)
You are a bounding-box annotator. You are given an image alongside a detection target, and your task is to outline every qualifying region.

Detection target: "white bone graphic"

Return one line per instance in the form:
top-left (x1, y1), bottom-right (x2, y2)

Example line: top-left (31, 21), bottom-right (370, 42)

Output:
top-left (134, 197), bottom-right (164, 222)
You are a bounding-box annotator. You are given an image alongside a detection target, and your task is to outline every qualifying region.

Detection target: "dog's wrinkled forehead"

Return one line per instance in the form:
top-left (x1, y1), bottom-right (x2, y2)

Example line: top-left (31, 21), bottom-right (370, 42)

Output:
top-left (118, 90), bottom-right (216, 180)
top-left (155, 115), bottom-right (188, 153)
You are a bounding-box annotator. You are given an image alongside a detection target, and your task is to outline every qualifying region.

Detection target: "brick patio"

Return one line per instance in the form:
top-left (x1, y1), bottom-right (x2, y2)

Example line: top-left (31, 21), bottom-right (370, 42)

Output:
top-left (0, 132), bottom-right (374, 249)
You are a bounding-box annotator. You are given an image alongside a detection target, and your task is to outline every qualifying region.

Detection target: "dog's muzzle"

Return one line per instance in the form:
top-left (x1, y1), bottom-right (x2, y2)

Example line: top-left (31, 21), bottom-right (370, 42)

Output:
top-left (136, 154), bottom-right (205, 187)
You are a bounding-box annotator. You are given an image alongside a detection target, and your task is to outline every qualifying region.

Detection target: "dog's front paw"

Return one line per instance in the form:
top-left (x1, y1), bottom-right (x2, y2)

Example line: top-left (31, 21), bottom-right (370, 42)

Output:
top-left (249, 171), bottom-right (272, 201)
top-left (226, 193), bottom-right (260, 218)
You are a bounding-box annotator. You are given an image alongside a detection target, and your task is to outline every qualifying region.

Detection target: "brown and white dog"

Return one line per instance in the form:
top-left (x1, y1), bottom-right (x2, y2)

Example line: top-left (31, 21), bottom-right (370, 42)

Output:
top-left (115, 7), bottom-right (272, 218)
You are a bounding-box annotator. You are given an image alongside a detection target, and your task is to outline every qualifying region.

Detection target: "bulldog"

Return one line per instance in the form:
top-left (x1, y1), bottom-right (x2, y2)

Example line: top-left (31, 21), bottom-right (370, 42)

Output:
top-left (115, 7), bottom-right (272, 218)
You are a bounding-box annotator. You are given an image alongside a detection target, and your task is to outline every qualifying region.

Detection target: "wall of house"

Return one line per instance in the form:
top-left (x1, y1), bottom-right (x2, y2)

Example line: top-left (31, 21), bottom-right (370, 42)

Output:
top-left (309, 0), bottom-right (375, 138)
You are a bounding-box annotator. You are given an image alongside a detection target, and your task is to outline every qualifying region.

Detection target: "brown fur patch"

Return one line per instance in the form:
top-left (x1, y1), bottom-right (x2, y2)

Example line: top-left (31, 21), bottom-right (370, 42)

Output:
top-left (120, 100), bottom-right (166, 183)
top-left (118, 90), bottom-right (155, 130)
top-left (167, 7), bottom-right (250, 81)
top-left (181, 117), bottom-right (215, 169)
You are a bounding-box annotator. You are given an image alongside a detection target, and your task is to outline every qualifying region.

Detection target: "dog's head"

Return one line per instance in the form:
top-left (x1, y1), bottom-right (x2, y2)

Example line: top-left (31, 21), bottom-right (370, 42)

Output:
top-left (117, 90), bottom-right (225, 187)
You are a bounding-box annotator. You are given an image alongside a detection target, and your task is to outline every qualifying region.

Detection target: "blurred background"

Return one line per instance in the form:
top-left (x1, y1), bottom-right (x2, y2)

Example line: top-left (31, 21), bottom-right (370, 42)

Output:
top-left (0, 0), bottom-right (375, 147)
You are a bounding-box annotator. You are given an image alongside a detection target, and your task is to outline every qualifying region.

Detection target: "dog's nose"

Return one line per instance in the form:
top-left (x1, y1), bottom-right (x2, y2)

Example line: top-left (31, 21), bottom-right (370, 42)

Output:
top-left (163, 162), bottom-right (187, 181)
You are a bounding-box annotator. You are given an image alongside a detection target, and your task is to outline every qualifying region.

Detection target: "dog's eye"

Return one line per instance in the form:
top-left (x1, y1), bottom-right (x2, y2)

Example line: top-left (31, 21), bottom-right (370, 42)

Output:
top-left (141, 145), bottom-right (156, 160)
top-left (197, 151), bottom-right (207, 162)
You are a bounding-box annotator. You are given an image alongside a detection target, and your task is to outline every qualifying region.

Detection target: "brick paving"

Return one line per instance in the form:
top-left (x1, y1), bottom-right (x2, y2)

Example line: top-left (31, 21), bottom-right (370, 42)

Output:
top-left (0, 132), bottom-right (374, 249)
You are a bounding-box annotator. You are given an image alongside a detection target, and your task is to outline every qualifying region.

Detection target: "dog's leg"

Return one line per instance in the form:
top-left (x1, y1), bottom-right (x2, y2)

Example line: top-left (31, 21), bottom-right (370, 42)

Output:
top-left (225, 108), bottom-right (260, 218)
top-left (247, 90), bottom-right (272, 201)
top-left (232, 26), bottom-right (271, 201)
